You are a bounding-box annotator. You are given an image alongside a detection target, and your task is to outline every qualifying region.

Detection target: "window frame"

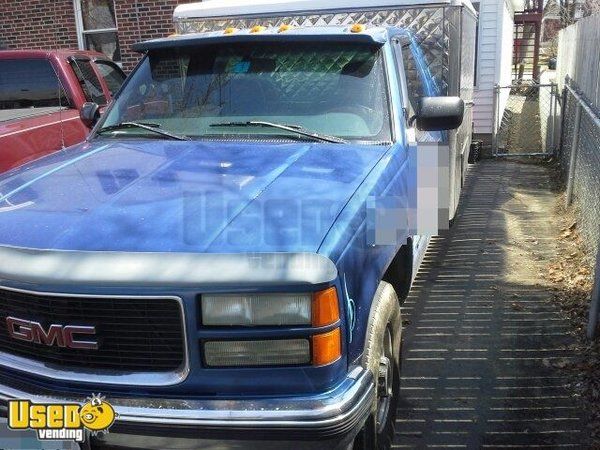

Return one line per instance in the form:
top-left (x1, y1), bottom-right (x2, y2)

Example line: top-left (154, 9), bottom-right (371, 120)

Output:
top-left (73, 0), bottom-right (121, 64)
top-left (390, 36), bottom-right (420, 124)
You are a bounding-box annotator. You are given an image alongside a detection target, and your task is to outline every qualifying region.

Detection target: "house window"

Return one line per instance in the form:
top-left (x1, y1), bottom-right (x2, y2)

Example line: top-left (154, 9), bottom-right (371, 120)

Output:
top-left (74, 0), bottom-right (121, 63)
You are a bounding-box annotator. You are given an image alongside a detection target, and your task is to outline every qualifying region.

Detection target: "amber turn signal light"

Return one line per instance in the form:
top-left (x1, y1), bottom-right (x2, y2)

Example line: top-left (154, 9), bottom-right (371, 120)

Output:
top-left (312, 287), bottom-right (339, 327)
top-left (312, 328), bottom-right (342, 366)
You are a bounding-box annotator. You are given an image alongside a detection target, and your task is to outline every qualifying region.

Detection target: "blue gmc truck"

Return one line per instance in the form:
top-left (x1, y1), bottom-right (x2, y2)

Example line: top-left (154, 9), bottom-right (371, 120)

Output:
top-left (0, 0), bottom-right (476, 448)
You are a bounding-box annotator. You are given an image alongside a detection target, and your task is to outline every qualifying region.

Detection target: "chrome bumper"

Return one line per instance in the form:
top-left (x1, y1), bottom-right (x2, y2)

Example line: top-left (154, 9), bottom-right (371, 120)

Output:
top-left (0, 367), bottom-right (374, 449)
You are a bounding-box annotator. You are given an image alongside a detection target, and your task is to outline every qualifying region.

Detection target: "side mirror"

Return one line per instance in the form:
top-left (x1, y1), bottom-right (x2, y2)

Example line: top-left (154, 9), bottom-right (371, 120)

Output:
top-left (80, 102), bottom-right (100, 128)
top-left (414, 96), bottom-right (465, 131)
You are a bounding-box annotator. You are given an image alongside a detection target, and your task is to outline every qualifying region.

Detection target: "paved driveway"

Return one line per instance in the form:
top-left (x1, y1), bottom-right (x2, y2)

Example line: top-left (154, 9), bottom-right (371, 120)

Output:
top-left (395, 160), bottom-right (587, 448)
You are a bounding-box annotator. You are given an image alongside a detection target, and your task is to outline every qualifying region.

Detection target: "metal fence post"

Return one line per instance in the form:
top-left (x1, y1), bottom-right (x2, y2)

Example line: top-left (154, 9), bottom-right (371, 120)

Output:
top-left (557, 85), bottom-right (568, 160)
top-left (550, 84), bottom-right (559, 154)
top-left (548, 84), bottom-right (556, 153)
top-left (565, 102), bottom-right (582, 207)
top-left (587, 247), bottom-right (600, 339)
top-left (554, 84), bottom-right (561, 155)
top-left (492, 84), bottom-right (499, 156)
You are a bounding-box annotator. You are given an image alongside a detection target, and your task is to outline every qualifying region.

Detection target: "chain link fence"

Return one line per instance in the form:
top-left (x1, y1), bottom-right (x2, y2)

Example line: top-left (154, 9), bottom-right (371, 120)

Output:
top-left (558, 76), bottom-right (600, 338)
top-left (493, 81), bottom-right (559, 156)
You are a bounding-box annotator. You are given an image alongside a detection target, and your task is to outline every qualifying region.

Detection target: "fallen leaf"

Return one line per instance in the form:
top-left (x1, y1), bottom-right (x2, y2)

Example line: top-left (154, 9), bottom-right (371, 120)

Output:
top-left (511, 302), bottom-right (525, 311)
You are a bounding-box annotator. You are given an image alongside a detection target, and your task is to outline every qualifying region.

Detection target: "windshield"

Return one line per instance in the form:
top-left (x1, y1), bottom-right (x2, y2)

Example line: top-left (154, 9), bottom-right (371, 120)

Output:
top-left (98, 42), bottom-right (392, 143)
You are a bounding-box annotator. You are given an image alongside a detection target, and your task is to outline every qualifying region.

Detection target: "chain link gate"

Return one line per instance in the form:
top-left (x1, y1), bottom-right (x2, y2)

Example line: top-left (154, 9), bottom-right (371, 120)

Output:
top-left (492, 82), bottom-right (560, 157)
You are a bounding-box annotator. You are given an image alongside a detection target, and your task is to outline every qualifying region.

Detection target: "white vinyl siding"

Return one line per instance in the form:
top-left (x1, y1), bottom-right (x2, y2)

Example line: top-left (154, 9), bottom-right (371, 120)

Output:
top-left (497, 1), bottom-right (515, 119)
top-left (473, 0), bottom-right (516, 134)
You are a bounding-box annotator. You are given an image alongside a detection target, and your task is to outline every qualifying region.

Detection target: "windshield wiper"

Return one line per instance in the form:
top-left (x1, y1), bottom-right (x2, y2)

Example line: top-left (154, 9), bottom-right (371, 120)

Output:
top-left (209, 121), bottom-right (348, 144)
top-left (97, 122), bottom-right (191, 141)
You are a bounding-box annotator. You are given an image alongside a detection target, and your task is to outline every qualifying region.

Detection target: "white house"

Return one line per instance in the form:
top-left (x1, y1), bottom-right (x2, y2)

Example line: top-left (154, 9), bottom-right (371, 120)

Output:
top-left (472, 0), bottom-right (525, 143)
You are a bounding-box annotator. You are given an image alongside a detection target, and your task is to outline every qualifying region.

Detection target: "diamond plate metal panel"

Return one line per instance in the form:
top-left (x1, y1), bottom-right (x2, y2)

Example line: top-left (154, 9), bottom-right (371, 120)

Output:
top-left (456, 8), bottom-right (476, 156)
top-left (174, 7), bottom-right (459, 96)
top-left (460, 10), bottom-right (476, 102)
top-left (219, 46), bottom-right (381, 103)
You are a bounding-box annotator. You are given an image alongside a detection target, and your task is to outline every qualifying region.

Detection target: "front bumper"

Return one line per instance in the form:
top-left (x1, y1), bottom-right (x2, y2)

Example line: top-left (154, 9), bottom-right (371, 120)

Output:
top-left (0, 367), bottom-right (374, 450)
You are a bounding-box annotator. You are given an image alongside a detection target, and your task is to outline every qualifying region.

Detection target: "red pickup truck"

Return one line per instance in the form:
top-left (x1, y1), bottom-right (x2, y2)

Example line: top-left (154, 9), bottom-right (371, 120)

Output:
top-left (0, 50), bottom-right (126, 173)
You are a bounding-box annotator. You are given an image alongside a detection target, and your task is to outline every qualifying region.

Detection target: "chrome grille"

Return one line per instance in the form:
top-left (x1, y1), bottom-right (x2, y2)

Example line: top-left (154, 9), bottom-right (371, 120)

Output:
top-left (0, 289), bottom-right (185, 373)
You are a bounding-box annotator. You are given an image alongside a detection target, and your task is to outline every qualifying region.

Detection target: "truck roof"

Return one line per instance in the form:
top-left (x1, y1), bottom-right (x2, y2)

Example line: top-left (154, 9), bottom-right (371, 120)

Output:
top-left (174, 0), bottom-right (476, 20)
top-left (133, 25), bottom-right (393, 52)
top-left (0, 49), bottom-right (110, 61)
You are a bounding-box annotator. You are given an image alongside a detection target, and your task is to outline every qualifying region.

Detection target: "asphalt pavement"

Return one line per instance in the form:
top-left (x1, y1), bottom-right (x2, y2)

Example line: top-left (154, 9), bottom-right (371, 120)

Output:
top-left (394, 160), bottom-right (588, 448)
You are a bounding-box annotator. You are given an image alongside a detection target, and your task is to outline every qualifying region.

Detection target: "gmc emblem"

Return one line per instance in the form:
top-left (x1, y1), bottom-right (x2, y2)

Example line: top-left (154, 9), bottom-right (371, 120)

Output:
top-left (6, 317), bottom-right (98, 350)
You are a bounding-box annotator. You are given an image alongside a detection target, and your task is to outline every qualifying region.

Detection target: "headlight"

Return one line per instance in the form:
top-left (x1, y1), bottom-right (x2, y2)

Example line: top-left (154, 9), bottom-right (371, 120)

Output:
top-left (204, 339), bottom-right (310, 367)
top-left (201, 288), bottom-right (342, 367)
top-left (201, 293), bottom-right (312, 326)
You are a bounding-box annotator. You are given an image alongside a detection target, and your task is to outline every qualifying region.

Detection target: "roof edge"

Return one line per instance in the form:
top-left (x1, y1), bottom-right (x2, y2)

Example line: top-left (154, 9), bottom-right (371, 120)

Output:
top-left (133, 29), bottom-right (387, 53)
top-left (174, 0), bottom-right (471, 20)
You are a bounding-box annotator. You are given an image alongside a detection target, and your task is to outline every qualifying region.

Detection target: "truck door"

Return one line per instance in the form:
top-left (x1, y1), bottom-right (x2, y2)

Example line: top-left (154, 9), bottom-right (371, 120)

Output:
top-left (0, 58), bottom-right (71, 172)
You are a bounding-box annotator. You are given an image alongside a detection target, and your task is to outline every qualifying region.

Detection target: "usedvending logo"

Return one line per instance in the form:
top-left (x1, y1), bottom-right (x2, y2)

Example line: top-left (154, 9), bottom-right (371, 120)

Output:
top-left (8, 393), bottom-right (116, 442)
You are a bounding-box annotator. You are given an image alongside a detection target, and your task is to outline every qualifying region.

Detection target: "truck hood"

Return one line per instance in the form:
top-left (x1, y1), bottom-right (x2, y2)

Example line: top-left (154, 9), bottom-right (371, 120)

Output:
top-left (0, 139), bottom-right (388, 253)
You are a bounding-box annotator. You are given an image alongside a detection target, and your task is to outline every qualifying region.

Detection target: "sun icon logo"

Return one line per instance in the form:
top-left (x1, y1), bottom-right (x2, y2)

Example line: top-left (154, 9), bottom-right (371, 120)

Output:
top-left (79, 393), bottom-right (116, 433)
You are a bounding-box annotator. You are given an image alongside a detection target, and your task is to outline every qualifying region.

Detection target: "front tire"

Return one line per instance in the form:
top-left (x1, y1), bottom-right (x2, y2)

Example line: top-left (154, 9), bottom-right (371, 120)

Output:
top-left (353, 282), bottom-right (402, 450)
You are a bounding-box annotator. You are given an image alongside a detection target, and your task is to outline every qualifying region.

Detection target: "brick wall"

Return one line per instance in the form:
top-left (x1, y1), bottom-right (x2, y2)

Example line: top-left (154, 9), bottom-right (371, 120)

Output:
top-left (115, 1), bottom-right (192, 72)
top-left (0, 0), bottom-right (78, 50)
top-left (0, 1), bottom-right (194, 72)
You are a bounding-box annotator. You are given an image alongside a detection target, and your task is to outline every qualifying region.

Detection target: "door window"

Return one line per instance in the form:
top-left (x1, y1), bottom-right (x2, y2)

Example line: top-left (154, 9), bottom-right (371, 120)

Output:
top-left (95, 60), bottom-right (126, 96)
top-left (392, 36), bottom-right (426, 121)
top-left (0, 59), bottom-right (70, 110)
top-left (69, 58), bottom-right (107, 105)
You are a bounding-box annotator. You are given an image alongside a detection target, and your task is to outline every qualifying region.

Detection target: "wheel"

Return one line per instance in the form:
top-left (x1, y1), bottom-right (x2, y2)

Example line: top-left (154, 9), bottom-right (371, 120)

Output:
top-left (353, 282), bottom-right (402, 450)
